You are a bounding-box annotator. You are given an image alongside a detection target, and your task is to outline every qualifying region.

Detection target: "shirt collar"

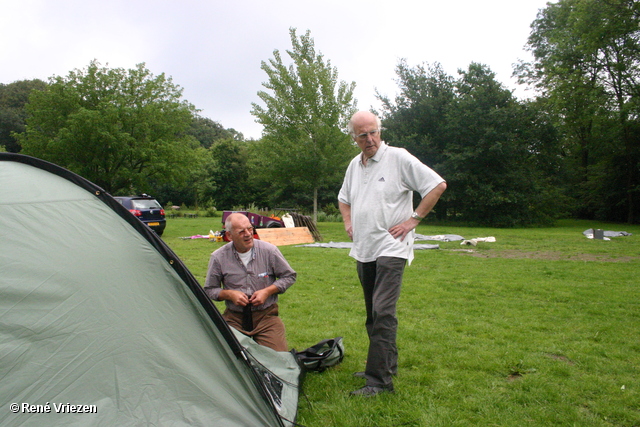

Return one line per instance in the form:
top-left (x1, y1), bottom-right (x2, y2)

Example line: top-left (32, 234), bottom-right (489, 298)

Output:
top-left (231, 242), bottom-right (256, 258)
top-left (360, 141), bottom-right (387, 165)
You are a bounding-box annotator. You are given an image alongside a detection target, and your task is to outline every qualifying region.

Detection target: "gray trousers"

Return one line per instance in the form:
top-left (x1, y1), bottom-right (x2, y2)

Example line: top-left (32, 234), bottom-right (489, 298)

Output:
top-left (357, 256), bottom-right (406, 389)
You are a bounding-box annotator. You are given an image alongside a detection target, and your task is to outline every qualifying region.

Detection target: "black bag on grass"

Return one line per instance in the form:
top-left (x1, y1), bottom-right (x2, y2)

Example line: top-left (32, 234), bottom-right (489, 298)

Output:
top-left (294, 337), bottom-right (344, 372)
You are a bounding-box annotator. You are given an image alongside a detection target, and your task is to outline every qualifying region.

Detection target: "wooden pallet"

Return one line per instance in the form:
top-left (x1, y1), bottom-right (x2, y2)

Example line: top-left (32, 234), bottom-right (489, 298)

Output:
top-left (256, 227), bottom-right (315, 246)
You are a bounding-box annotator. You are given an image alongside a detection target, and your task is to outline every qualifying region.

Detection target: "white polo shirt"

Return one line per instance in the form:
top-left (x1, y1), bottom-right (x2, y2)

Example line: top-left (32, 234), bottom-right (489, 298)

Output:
top-left (338, 142), bottom-right (444, 265)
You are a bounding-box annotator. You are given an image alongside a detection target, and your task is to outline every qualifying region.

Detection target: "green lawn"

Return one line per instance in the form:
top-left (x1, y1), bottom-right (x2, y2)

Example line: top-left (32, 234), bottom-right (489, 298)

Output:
top-left (163, 218), bottom-right (640, 426)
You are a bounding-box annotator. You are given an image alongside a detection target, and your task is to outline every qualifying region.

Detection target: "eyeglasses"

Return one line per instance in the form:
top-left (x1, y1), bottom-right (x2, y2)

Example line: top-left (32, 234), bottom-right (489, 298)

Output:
top-left (235, 226), bottom-right (255, 235)
top-left (354, 129), bottom-right (380, 140)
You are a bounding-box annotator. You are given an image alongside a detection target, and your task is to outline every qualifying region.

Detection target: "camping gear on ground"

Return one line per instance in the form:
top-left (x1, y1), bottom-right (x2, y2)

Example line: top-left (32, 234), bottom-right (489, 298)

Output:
top-left (294, 337), bottom-right (345, 372)
top-left (0, 153), bottom-right (301, 426)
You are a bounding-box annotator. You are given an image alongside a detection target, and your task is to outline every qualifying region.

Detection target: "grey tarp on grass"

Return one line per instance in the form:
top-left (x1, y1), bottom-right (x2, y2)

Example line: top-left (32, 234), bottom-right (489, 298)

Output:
top-left (297, 241), bottom-right (440, 250)
top-left (0, 154), bottom-right (299, 426)
top-left (296, 234), bottom-right (466, 250)
top-left (582, 229), bottom-right (632, 238)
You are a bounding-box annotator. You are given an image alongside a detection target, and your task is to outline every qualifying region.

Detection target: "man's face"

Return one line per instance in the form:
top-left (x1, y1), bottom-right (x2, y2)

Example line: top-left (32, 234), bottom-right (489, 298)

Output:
top-left (227, 215), bottom-right (255, 253)
top-left (352, 113), bottom-right (382, 159)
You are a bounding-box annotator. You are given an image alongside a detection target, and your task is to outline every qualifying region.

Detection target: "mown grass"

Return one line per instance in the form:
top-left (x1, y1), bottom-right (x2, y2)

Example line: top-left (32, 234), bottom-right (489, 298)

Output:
top-left (162, 217), bottom-right (640, 426)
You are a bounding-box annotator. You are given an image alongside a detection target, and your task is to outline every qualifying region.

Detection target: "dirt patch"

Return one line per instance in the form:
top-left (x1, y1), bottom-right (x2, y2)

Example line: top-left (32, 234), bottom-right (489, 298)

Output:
top-left (507, 372), bottom-right (523, 382)
top-left (507, 364), bottom-right (537, 382)
top-left (451, 249), bottom-right (640, 262)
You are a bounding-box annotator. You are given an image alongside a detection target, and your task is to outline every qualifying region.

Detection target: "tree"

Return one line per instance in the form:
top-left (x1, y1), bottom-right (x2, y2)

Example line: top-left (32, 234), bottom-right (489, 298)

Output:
top-left (0, 79), bottom-right (47, 152)
top-left (517, 0), bottom-right (640, 223)
top-left (17, 60), bottom-right (200, 195)
top-left (251, 28), bottom-right (358, 221)
top-left (379, 60), bottom-right (455, 170)
top-left (205, 139), bottom-right (252, 209)
top-left (153, 116), bottom-right (245, 208)
top-left (189, 115), bottom-right (243, 149)
top-left (448, 64), bottom-right (565, 226)
top-left (380, 61), bottom-right (566, 226)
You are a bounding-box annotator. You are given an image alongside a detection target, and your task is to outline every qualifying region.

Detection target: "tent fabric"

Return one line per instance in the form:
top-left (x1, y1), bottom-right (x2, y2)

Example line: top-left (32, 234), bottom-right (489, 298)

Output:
top-left (230, 328), bottom-right (301, 420)
top-left (0, 153), bottom-right (299, 426)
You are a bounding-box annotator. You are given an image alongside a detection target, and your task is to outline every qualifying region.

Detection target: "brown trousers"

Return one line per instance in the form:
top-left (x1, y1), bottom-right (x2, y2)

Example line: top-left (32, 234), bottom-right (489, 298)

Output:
top-left (223, 303), bottom-right (288, 351)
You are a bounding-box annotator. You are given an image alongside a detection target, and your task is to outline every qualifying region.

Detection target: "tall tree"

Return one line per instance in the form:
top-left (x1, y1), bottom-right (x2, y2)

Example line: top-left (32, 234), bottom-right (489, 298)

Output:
top-left (0, 79), bottom-right (47, 152)
top-left (518, 0), bottom-right (640, 223)
top-left (448, 63), bottom-right (564, 226)
top-left (17, 60), bottom-right (200, 195)
top-left (381, 61), bottom-right (565, 226)
top-left (251, 28), bottom-right (358, 221)
top-left (206, 139), bottom-right (251, 209)
top-left (379, 60), bottom-right (455, 170)
top-left (189, 115), bottom-right (243, 149)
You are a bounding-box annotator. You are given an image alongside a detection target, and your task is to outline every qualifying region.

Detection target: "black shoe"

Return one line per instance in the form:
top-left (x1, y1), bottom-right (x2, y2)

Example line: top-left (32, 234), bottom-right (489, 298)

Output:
top-left (350, 385), bottom-right (394, 397)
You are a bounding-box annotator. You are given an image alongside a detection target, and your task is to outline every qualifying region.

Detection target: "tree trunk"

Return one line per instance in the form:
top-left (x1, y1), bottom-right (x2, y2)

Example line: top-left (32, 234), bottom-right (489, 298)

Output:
top-left (313, 187), bottom-right (318, 224)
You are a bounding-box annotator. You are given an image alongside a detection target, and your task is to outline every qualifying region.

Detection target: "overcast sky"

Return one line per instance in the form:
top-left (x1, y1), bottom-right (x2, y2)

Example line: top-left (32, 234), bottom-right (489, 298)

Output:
top-left (2, 0), bottom-right (551, 139)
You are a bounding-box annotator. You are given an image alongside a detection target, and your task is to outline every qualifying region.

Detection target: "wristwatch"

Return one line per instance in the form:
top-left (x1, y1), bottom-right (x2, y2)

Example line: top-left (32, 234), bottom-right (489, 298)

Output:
top-left (411, 211), bottom-right (424, 221)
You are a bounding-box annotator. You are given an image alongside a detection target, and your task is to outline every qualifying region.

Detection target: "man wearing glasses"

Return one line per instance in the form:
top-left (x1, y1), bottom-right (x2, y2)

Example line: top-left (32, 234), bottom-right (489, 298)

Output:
top-left (204, 212), bottom-right (296, 351)
top-left (339, 111), bottom-right (447, 396)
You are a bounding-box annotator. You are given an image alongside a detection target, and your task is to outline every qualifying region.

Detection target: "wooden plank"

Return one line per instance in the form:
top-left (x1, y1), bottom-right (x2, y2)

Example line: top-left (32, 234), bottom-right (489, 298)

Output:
top-left (256, 227), bottom-right (315, 246)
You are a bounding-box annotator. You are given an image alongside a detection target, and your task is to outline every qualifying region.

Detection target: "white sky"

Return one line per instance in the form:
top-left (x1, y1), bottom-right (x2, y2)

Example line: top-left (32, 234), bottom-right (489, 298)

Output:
top-left (1, 0), bottom-right (551, 139)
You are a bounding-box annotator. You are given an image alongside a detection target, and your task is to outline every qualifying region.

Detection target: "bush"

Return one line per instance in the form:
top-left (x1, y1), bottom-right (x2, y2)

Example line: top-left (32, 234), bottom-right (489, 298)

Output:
top-left (317, 211), bottom-right (342, 222)
top-left (204, 207), bottom-right (218, 217)
top-left (323, 203), bottom-right (340, 217)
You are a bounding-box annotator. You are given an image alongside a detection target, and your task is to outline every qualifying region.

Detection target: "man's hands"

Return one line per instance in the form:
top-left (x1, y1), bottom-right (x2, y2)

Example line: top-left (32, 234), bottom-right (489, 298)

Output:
top-left (249, 288), bottom-right (272, 306)
top-left (388, 217), bottom-right (421, 242)
top-left (389, 181), bottom-right (447, 241)
top-left (220, 285), bottom-right (278, 306)
top-left (339, 202), bottom-right (353, 240)
top-left (345, 223), bottom-right (353, 240)
top-left (221, 289), bottom-right (251, 306)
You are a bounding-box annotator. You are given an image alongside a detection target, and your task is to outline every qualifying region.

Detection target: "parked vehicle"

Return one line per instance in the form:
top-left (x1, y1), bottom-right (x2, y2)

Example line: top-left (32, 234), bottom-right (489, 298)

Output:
top-left (114, 195), bottom-right (166, 236)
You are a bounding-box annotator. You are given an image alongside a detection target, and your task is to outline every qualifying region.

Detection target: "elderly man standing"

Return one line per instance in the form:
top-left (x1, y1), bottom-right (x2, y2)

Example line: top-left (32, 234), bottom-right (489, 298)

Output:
top-left (338, 111), bottom-right (447, 396)
top-left (204, 213), bottom-right (296, 351)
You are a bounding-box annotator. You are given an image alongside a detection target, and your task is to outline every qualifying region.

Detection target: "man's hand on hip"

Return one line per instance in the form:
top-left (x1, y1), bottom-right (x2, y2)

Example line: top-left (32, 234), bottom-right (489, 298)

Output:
top-left (388, 218), bottom-right (420, 242)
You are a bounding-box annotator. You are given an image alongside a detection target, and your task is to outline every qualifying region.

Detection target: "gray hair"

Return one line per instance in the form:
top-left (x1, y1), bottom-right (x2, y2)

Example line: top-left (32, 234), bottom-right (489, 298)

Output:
top-left (225, 212), bottom-right (247, 232)
top-left (347, 113), bottom-right (382, 137)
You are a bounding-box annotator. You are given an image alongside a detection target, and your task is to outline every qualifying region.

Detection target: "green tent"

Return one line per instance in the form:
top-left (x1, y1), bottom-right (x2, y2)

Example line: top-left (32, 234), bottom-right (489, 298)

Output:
top-left (0, 153), bottom-right (301, 426)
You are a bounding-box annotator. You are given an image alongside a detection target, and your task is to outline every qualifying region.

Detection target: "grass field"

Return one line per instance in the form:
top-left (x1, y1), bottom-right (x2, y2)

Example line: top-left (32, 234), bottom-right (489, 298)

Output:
top-left (162, 217), bottom-right (640, 426)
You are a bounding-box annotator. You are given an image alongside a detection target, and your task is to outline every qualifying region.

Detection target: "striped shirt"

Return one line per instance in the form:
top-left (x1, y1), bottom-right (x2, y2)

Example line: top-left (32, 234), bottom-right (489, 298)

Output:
top-left (204, 239), bottom-right (296, 312)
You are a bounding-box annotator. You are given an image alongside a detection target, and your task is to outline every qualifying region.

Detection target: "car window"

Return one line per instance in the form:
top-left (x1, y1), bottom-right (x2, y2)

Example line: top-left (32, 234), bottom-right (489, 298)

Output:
top-left (132, 199), bottom-right (161, 209)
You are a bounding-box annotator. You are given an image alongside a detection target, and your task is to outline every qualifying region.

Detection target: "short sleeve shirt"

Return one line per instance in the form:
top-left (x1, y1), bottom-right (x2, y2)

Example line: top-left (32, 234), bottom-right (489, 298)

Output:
top-left (338, 142), bottom-right (445, 264)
